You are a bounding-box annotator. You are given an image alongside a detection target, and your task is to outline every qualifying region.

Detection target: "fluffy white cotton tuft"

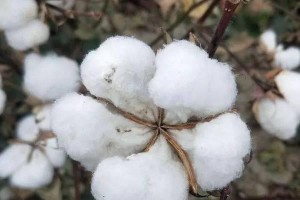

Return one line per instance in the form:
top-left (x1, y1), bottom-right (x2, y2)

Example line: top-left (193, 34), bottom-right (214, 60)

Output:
top-left (10, 149), bottom-right (54, 189)
top-left (5, 19), bottom-right (50, 51)
top-left (259, 30), bottom-right (277, 52)
top-left (0, 144), bottom-right (32, 178)
top-left (34, 104), bottom-right (53, 131)
top-left (254, 98), bottom-right (299, 140)
top-left (52, 93), bottom-right (151, 171)
top-left (16, 115), bottom-right (39, 142)
top-left (91, 143), bottom-right (188, 200)
top-left (275, 71), bottom-right (300, 113)
top-left (44, 138), bottom-right (66, 168)
top-left (0, 89), bottom-right (6, 114)
top-left (192, 113), bottom-right (251, 190)
top-left (80, 36), bottom-right (156, 111)
top-left (274, 46), bottom-right (300, 70)
top-left (23, 53), bottom-right (81, 101)
top-left (149, 40), bottom-right (237, 117)
top-left (0, 0), bottom-right (38, 30)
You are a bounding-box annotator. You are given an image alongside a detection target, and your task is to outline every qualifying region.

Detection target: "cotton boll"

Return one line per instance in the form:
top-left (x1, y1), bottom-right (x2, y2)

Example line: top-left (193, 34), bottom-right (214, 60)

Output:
top-left (34, 104), bottom-right (53, 131)
top-left (0, 0), bottom-right (38, 30)
top-left (10, 149), bottom-right (54, 189)
top-left (16, 115), bottom-right (39, 142)
top-left (0, 144), bottom-right (32, 178)
top-left (149, 40), bottom-right (237, 118)
top-left (91, 149), bottom-right (188, 200)
top-left (23, 53), bottom-right (81, 101)
top-left (52, 93), bottom-right (151, 171)
top-left (259, 30), bottom-right (277, 52)
top-left (253, 98), bottom-right (299, 140)
top-left (5, 19), bottom-right (49, 51)
top-left (81, 36), bottom-right (156, 116)
top-left (275, 71), bottom-right (300, 113)
top-left (44, 138), bottom-right (66, 168)
top-left (0, 89), bottom-right (6, 114)
top-left (274, 46), bottom-right (300, 70)
top-left (192, 113), bottom-right (251, 191)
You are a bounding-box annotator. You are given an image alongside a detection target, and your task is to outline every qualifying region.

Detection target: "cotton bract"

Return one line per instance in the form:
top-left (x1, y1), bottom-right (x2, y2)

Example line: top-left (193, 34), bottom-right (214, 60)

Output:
top-left (52, 36), bottom-right (251, 199)
top-left (0, 0), bottom-right (38, 30)
top-left (0, 115), bottom-right (66, 189)
top-left (23, 53), bottom-right (81, 101)
top-left (4, 19), bottom-right (49, 51)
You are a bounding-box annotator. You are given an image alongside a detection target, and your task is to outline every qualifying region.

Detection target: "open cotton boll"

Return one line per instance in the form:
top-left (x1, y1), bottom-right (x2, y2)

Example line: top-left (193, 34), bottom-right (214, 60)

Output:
top-left (0, 89), bottom-right (6, 114)
top-left (275, 71), bottom-right (300, 113)
top-left (149, 40), bottom-right (237, 118)
top-left (0, 0), bottom-right (38, 30)
top-left (52, 93), bottom-right (151, 171)
top-left (192, 113), bottom-right (250, 190)
top-left (5, 19), bottom-right (50, 51)
top-left (10, 149), bottom-right (54, 189)
top-left (259, 30), bottom-right (277, 52)
top-left (16, 115), bottom-right (39, 142)
top-left (34, 104), bottom-right (53, 131)
top-left (81, 36), bottom-right (156, 113)
top-left (253, 98), bottom-right (299, 140)
top-left (274, 46), bottom-right (300, 70)
top-left (44, 138), bottom-right (66, 168)
top-left (91, 149), bottom-right (188, 200)
top-left (24, 53), bottom-right (81, 101)
top-left (0, 144), bottom-right (32, 178)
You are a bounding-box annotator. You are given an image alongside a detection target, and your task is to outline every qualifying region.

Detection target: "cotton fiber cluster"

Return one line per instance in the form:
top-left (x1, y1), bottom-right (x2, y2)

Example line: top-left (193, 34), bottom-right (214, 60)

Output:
top-left (260, 30), bottom-right (300, 70)
top-left (0, 114), bottom-right (66, 189)
top-left (0, 0), bottom-right (50, 50)
top-left (0, 75), bottom-right (6, 114)
top-left (52, 36), bottom-right (251, 199)
top-left (23, 53), bottom-right (81, 101)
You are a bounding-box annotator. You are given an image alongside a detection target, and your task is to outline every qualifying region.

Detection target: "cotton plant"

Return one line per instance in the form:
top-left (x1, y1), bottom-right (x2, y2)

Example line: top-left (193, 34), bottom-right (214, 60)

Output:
top-left (0, 0), bottom-right (50, 51)
top-left (51, 36), bottom-right (252, 199)
top-left (0, 74), bottom-right (7, 115)
top-left (253, 30), bottom-right (300, 140)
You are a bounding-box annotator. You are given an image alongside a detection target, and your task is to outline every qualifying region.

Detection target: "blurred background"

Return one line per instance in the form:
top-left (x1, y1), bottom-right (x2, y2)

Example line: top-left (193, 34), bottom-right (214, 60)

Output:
top-left (0, 0), bottom-right (299, 199)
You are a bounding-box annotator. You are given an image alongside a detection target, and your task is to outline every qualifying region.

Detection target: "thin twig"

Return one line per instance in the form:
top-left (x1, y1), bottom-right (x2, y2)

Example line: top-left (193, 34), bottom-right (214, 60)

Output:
top-left (144, 129), bottom-right (160, 152)
top-left (160, 128), bottom-right (198, 195)
top-left (208, 0), bottom-right (241, 57)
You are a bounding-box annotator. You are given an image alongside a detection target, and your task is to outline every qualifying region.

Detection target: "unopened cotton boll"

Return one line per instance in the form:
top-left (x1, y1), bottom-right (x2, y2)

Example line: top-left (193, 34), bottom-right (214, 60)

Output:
top-left (5, 19), bottom-right (50, 51)
top-left (192, 113), bottom-right (251, 190)
top-left (149, 40), bottom-right (237, 117)
top-left (16, 115), bottom-right (39, 142)
top-left (275, 71), bottom-right (300, 113)
top-left (0, 144), bottom-right (32, 178)
top-left (91, 150), bottom-right (188, 200)
top-left (44, 138), bottom-right (66, 168)
top-left (0, 0), bottom-right (38, 30)
top-left (24, 53), bottom-right (81, 101)
top-left (259, 30), bottom-right (277, 52)
top-left (10, 149), bottom-right (54, 189)
top-left (51, 93), bottom-right (151, 171)
top-left (253, 98), bottom-right (299, 140)
top-left (81, 36), bottom-right (156, 112)
top-left (274, 46), bottom-right (300, 70)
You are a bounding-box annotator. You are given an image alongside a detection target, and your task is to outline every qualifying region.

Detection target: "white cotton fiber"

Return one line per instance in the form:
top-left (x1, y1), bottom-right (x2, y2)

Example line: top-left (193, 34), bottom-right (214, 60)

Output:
top-left (23, 53), bottom-right (81, 101)
top-left (254, 98), bottom-right (299, 140)
top-left (0, 89), bottom-right (6, 114)
top-left (91, 150), bottom-right (188, 200)
top-left (259, 30), bottom-right (277, 52)
top-left (51, 93), bottom-right (151, 171)
top-left (34, 104), bottom-right (53, 131)
top-left (274, 46), bottom-right (300, 70)
top-left (0, 0), bottom-right (38, 30)
top-left (275, 71), bottom-right (300, 113)
top-left (192, 113), bottom-right (251, 191)
top-left (149, 40), bottom-right (237, 117)
top-left (5, 19), bottom-right (50, 51)
top-left (0, 144), bottom-right (32, 178)
top-left (44, 138), bottom-right (66, 168)
top-left (10, 149), bottom-right (54, 189)
top-left (16, 115), bottom-right (39, 142)
top-left (81, 36), bottom-right (156, 110)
